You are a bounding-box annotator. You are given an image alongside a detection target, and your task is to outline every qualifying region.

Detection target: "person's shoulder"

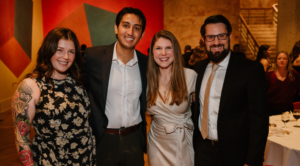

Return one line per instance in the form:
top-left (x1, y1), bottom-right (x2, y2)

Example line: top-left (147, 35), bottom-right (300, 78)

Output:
top-left (184, 68), bottom-right (197, 84)
top-left (232, 54), bottom-right (258, 65)
top-left (136, 50), bottom-right (148, 61)
top-left (184, 67), bottom-right (197, 76)
top-left (293, 69), bottom-right (300, 76)
top-left (194, 58), bottom-right (209, 67)
top-left (23, 77), bottom-right (38, 86)
top-left (266, 70), bottom-right (274, 75)
top-left (259, 58), bottom-right (269, 65)
top-left (18, 78), bottom-right (40, 94)
top-left (265, 70), bottom-right (275, 80)
top-left (183, 51), bottom-right (192, 56)
top-left (86, 43), bottom-right (115, 53)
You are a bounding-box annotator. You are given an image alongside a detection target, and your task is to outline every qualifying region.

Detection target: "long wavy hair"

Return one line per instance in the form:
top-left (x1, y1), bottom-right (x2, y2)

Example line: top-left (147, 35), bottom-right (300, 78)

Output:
top-left (147, 30), bottom-right (188, 107)
top-left (274, 51), bottom-right (294, 81)
top-left (189, 45), bottom-right (207, 66)
top-left (24, 28), bottom-right (82, 87)
top-left (291, 41), bottom-right (300, 61)
top-left (256, 45), bottom-right (270, 62)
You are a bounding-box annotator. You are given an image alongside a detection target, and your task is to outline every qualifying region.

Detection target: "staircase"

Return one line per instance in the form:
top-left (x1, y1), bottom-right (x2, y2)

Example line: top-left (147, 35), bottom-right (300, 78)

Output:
top-left (240, 24), bottom-right (277, 61)
top-left (239, 5), bottom-right (278, 61)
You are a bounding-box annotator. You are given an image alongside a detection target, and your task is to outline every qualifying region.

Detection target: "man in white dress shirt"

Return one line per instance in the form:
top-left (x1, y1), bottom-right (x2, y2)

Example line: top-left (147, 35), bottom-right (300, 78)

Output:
top-left (193, 15), bottom-right (269, 166)
top-left (83, 7), bottom-right (148, 166)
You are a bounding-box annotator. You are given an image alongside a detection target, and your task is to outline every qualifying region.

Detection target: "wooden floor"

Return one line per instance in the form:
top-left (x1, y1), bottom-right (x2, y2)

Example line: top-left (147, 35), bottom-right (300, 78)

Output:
top-left (0, 109), bottom-right (151, 166)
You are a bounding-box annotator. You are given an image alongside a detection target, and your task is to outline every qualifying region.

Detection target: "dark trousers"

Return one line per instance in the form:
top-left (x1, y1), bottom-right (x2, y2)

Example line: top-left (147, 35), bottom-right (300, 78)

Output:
top-left (194, 138), bottom-right (223, 166)
top-left (96, 126), bottom-right (144, 166)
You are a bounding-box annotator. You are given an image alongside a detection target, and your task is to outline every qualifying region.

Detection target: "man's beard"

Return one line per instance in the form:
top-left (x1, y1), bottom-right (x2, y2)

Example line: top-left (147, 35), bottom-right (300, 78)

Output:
top-left (206, 43), bottom-right (230, 63)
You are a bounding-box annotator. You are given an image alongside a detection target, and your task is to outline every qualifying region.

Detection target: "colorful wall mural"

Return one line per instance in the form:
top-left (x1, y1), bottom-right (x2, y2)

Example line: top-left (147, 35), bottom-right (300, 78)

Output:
top-left (42, 0), bottom-right (164, 54)
top-left (0, 0), bottom-right (33, 78)
top-left (0, 0), bottom-right (163, 112)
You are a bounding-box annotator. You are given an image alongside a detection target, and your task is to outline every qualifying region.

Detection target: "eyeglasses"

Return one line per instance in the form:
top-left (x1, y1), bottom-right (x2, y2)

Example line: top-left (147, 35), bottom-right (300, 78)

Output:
top-left (204, 33), bottom-right (229, 42)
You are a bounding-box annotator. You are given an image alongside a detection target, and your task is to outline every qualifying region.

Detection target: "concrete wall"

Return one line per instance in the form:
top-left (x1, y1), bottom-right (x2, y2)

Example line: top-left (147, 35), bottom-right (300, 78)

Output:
top-left (164, 0), bottom-right (240, 53)
top-left (277, 0), bottom-right (300, 53)
top-left (240, 0), bottom-right (278, 8)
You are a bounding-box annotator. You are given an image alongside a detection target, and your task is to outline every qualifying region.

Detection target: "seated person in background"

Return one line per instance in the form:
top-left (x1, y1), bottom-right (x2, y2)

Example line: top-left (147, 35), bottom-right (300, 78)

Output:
top-left (182, 45), bottom-right (193, 68)
top-left (266, 51), bottom-right (300, 116)
top-left (256, 45), bottom-right (272, 72)
top-left (188, 45), bottom-right (207, 69)
top-left (233, 44), bottom-right (246, 58)
top-left (290, 41), bottom-right (300, 73)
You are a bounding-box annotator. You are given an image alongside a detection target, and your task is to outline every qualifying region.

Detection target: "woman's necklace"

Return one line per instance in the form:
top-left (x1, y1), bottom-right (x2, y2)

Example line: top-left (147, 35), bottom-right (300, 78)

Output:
top-left (159, 82), bottom-right (170, 103)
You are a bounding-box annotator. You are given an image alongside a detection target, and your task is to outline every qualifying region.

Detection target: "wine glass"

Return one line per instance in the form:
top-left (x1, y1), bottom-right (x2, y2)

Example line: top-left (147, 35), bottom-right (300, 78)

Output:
top-left (281, 111), bottom-right (290, 128)
top-left (293, 109), bottom-right (300, 127)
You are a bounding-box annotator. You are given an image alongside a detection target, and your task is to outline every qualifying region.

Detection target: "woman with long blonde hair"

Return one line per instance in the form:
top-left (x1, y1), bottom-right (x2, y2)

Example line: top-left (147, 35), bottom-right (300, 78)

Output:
top-left (266, 51), bottom-right (300, 115)
top-left (147, 30), bottom-right (197, 166)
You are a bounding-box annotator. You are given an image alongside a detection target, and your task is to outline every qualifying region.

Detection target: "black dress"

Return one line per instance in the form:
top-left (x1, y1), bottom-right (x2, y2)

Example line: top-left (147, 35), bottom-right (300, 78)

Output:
top-left (31, 75), bottom-right (96, 166)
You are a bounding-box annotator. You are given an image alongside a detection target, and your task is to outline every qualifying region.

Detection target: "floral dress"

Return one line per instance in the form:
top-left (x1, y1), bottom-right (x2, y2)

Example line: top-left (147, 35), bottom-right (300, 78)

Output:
top-left (31, 75), bottom-right (96, 166)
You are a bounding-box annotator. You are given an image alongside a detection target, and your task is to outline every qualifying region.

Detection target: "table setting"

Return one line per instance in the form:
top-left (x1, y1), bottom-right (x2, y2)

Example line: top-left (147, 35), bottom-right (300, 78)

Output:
top-left (264, 110), bottom-right (300, 166)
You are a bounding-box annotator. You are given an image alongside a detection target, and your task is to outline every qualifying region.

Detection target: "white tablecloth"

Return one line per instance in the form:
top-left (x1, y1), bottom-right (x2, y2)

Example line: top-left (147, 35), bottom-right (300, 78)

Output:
top-left (264, 115), bottom-right (300, 166)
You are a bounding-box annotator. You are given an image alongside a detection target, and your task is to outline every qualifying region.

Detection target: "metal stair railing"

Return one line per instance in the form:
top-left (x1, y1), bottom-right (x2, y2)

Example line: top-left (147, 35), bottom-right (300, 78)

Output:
top-left (239, 14), bottom-right (260, 58)
top-left (240, 7), bottom-right (273, 25)
top-left (272, 4), bottom-right (278, 25)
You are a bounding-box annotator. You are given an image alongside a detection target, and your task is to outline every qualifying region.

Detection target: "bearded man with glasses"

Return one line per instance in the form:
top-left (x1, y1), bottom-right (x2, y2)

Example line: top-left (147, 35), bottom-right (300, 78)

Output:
top-left (193, 15), bottom-right (269, 166)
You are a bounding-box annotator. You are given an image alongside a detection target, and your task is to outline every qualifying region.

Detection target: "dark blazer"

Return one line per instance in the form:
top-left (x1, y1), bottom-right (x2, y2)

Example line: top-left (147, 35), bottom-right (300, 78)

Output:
top-left (83, 43), bottom-right (148, 153)
top-left (193, 53), bottom-right (269, 166)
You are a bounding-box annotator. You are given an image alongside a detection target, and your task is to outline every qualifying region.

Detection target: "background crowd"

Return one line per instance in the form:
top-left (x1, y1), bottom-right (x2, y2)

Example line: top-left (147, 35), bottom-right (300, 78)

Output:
top-left (182, 40), bottom-right (300, 117)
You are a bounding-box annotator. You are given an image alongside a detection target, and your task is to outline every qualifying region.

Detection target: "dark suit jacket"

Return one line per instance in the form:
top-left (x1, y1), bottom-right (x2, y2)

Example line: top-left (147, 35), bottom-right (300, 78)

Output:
top-left (193, 53), bottom-right (269, 166)
top-left (83, 43), bottom-right (148, 153)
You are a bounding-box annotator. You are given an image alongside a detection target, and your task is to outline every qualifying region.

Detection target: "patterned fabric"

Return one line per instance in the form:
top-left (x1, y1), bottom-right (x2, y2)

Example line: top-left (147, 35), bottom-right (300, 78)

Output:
top-left (31, 75), bottom-right (96, 166)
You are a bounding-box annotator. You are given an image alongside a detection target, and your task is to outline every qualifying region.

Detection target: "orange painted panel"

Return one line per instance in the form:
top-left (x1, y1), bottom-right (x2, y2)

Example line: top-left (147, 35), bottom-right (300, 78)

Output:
top-left (0, 0), bottom-right (15, 47)
top-left (0, 37), bottom-right (31, 77)
top-left (55, 4), bottom-right (92, 48)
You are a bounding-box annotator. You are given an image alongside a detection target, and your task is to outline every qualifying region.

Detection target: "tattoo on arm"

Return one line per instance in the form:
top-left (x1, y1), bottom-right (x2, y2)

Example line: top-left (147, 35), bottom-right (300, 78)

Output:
top-left (11, 81), bottom-right (34, 166)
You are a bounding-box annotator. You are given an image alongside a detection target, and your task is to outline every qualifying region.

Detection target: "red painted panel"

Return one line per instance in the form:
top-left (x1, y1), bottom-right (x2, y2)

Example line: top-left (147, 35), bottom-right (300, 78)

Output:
top-left (0, 37), bottom-right (31, 77)
top-left (0, 0), bottom-right (15, 47)
top-left (55, 4), bottom-right (92, 48)
top-left (42, 0), bottom-right (163, 54)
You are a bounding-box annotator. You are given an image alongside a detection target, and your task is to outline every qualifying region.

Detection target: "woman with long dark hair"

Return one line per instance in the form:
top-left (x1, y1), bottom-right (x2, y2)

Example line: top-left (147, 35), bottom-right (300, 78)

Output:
top-left (266, 51), bottom-right (300, 116)
top-left (11, 28), bottom-right (96, 165)
top-left (147, 30), bottom-right (197, 166)
top-left (256, 45), bottom-right (271, 71)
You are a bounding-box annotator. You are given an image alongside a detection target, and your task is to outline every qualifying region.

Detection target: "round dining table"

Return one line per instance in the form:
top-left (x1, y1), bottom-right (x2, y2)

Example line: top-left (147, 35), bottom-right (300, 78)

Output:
top-left (264, 115), bottom-right (300, 166)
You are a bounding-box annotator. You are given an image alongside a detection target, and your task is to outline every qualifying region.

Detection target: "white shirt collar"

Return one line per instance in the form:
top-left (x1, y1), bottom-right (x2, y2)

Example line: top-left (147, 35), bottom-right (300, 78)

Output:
top-left (113, 41), bottom-right (138, 67)
top-left (207, 51), bottom-right (231, 68)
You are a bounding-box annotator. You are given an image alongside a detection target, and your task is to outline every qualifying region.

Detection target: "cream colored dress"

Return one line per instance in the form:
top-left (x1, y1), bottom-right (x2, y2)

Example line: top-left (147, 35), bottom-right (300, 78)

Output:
top-left (147, 68), bottom-right (197, 166)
